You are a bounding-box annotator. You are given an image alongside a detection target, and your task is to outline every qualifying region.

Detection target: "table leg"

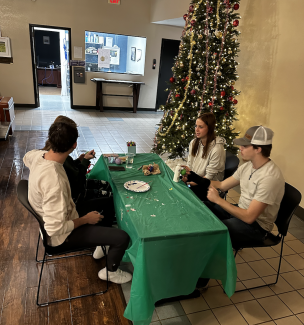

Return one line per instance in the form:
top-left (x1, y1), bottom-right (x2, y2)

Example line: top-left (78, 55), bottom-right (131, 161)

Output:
top-left (133, 84), bottom-right (140, 114)
top-left (100, 82), bottom-right (104, 112)
top-left (96, 82), bottom-right (104, 112)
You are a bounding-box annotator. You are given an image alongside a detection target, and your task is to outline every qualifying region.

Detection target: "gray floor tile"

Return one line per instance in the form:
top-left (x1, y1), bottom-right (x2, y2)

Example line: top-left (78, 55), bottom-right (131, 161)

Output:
top-left (156, 302), bottom-right (185, 320)
top-left (161, 316), bottom-right (191, 325)
top-left (288, 227), bottom-right (304, 240)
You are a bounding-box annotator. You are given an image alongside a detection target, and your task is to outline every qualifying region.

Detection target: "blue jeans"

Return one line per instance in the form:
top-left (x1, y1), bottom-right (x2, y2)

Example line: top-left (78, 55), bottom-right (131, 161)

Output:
top-left (204, 201), bottom-right (268, 250)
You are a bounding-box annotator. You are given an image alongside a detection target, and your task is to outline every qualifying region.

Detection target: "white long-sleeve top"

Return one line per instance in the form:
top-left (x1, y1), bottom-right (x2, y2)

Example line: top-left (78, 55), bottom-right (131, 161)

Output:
top-left (23, 150), bottom-right (79, 247)
top-left (187, 137), bottom-right (226, 181)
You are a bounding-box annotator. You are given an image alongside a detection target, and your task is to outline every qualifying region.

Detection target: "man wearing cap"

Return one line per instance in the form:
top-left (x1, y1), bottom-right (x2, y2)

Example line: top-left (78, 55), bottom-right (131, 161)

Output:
top-left (184, 125), bottom-right (285, 249)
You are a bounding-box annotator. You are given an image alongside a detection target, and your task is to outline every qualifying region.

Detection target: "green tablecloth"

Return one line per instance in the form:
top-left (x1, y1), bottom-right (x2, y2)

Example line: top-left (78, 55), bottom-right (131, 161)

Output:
top-left (88, 153), bottom-right (237, 325)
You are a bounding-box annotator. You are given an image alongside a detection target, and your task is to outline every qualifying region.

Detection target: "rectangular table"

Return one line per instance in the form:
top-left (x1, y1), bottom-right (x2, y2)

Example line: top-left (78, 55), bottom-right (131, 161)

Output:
top-left (88, 153), bottom-right (237, 325)
top-left (91, 78), bottom-right (145, 113)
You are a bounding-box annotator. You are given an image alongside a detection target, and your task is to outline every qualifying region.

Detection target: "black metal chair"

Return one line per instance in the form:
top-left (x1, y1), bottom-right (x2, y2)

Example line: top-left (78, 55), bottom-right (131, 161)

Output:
top-left (220, 152), bottom-right (239, 199)
top-left (234, 182), bottom-right (302, 292)
top-left (17, 180), bottom-right (108, 306)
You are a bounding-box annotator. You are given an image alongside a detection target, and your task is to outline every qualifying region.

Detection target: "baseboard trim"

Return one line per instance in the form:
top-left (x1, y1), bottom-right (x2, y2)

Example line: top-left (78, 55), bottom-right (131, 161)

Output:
top-left (71, 105), bottom-right (156, 112)
top-left (15, 104), bottom-right (37, 108)
top-left (296, 206), bottom-right (304, 221)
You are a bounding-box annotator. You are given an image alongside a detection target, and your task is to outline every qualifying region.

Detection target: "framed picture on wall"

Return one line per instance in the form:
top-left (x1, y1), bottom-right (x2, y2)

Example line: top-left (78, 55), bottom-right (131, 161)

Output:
top-left (0, 37), bottom-right (11, 57)
top-left (136, 49), bottom-right (142, 62)
top-left (43, 36), bottom-right (50, 45)
top-left (131, 47), bottom-right (136, 61)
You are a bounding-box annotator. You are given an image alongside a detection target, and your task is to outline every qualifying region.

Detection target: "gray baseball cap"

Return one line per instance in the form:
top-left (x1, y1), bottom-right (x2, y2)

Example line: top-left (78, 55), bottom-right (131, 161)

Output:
top-left (234, 126), bottom-right (274, 146)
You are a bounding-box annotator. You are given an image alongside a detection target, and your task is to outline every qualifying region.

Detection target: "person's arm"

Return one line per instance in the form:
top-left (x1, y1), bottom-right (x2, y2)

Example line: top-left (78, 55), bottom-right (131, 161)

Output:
top-left (205, 146), bottom-right (225, 180)
top-left (210, 176), bottom-right (240, 192)
top-left (207, 186), bottom-right (268, 224)
top-left (73, 211), bottom-right (103, 229)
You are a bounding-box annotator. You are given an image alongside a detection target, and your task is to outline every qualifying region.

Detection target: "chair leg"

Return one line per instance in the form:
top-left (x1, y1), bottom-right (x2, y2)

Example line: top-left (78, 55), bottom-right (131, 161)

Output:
top-left (234, 238), bottom-right (284, 293)
top-left (35, 232), bottom-right (41, 262)
top-left (36, 246), bottom-right (109, 306)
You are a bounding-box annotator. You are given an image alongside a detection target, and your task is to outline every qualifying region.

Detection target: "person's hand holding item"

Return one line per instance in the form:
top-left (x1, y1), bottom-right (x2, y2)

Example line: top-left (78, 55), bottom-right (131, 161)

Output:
top-left (181, 165), bottom-right (191, 175)
top-left (78, 153), bottom-right (85, 162)
top-left (84, 211), bottom-right (104, 224)
top-left (84, 149), bottom-right (95, 160)
top-left (207, 186), bottom-right (221, 204)
top-left (181, 165), bottom-right (197, 186)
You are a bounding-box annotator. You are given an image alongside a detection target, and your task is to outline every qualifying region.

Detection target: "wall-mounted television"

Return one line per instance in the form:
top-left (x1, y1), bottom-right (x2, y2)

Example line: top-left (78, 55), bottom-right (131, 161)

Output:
top-left (85, 31), bottom-right (146, 76)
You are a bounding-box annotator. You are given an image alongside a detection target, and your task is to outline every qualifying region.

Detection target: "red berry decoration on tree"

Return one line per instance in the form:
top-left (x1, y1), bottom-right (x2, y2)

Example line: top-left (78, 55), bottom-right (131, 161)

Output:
top-left (170, 77), bottom-right (175, 83)
top-left (189, 5), bottom-right (194, 12)
top-left (233, 20), bottom-right (239, 27)
top-left (183, 14), bottom-right (188, 21)
top-left (191, 19), bottom-right (196, 26)
top-left (181, 78), bottom-right (185, 82)
top-left (207, 7), bottom-right (214, 13)
top-left (186, 76), bottom-right (189, 81)
top-left (228, 96), bottom-right (233, 101)
top-left (233, 4), bottom-right (239, 10)
top-left (220, 107), bottom-right (224, 111)
top-left (231, 86), bottom-right (234, 90)
top-left (220, 91), bottom-right (226, 97)
top-left (184, 87), bottom-right (186, 90)
top-left (180, 114), bottom-right (183, 119)
top-left (190, 89), bottom-right (196, 95)
top-left (208, 102), bottom-right (213, 107)
top-left (175, 94), bottom-right (180, 98)
top-left (225, 113), bottom-right (229, 116)
top-left (233, 99), bottom-right (238, 105)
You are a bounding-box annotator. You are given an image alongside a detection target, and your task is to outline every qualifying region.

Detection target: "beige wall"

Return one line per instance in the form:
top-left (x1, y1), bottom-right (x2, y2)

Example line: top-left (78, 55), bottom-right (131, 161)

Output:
top-left (236, 0), bottom-right (304, 207)
top-left (0, 0), bottom-right (183, 108)
top-left (150, 0), bottom-right (189, 23)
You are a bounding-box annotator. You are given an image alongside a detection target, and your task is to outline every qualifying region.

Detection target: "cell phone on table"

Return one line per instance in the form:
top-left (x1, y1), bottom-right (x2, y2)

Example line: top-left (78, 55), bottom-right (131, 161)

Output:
top-left (109, 166), bottom-right (125, 171)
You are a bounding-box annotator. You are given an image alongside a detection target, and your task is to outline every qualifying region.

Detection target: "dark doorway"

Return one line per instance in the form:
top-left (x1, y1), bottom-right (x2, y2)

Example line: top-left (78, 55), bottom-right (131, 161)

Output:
top-left (155, 38), bottom-right (180, 111)
top-left (29, 24), bottom-right (73, 108)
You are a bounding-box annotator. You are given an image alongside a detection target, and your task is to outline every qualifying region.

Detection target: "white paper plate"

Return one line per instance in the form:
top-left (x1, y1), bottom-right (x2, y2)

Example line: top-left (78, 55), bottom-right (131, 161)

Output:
top-left (124, 180), bottom-right (150, 193)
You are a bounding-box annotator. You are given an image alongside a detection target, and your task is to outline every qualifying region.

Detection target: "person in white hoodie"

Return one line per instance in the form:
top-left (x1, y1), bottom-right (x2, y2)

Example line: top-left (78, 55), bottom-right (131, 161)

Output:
top-left (182, 112), bottom-right (226, 201)
top-left (23, 121), bottom-right (132, 284)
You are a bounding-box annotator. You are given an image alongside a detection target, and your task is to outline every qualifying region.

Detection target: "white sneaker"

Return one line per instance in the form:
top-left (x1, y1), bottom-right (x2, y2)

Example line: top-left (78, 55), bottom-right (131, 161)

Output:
top-left (93, 246), bottom-right (109, 259)
top-left (98, 267), bottom-right (132, 284)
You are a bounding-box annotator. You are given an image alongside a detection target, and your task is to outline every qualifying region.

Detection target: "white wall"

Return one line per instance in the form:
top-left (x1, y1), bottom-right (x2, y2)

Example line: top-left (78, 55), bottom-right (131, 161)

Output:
top-left (126, 37), bottom-right (146, 76)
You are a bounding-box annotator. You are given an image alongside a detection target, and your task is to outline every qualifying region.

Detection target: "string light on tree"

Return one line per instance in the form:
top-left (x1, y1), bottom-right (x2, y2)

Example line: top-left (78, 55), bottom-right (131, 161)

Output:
top-left (152, 0), bottom-right (241, 158)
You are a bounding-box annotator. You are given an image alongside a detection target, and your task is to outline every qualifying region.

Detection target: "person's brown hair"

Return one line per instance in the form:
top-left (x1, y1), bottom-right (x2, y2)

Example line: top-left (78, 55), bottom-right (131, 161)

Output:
top-left (252, 144), bottom-right (272, 158)
top-left (191, 112), bottom-right (216, 159)
top-left (42, 116), bottom-right (77, 151)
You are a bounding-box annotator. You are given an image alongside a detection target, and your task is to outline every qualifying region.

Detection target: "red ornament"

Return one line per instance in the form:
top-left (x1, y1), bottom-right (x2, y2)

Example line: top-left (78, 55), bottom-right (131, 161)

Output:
top-left (180, 114), bottom-right (183, 119)
top-left (208, 102), bottom-right (213, 106)
top-left (233, 20), bottom-right (239, 27)
top-left (228, 96), bottom-right (233, 101)
top-left (231, 86), bottom-right (234, 90)
top-left (207, 7), bottom-right (214, 13)
top-left (175, 94), bottom-right (180, 98)
top-left (220, 107), bottom-right (224, 111)
top-left (190, 89), bottom-right (196, 95)
top-left (191, 19), bottom-right (196, 26)
top-left (233, 99), bottom-right (238, 105)
top-left (186, 76), bottom-right (189, 81)
top-left (170, 77), bottom-right (175, 83)
top-left (181, 78), bottom-right (185, 82)
top-left (189, 5), bottom-right (194, 12)
top-left (184, 87), bottom-right (186, 90)
top-left (220, 91), bottom-right (226, 97)
top-left (225, 113), bottom-right (229, 116)
top-left (233, 4), bottom-right (240, 10)
top-left (183, 14), bottom-right (188, 21)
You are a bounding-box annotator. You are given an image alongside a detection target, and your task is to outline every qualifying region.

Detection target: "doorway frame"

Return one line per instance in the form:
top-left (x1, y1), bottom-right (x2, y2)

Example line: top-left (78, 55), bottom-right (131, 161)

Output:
top-left (29, 24), bottom-right (73, 108)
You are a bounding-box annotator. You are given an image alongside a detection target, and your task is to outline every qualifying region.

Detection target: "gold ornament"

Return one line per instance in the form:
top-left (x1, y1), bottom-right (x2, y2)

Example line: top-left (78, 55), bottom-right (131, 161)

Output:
top-left (231, 81), bottom-right (235, 85)
top-left (180, 62), bottom-right (184, 67)
top-left (198, 34), bottom-right (203, 39)
top-left (162, 145), bottom-right (166, 149)
top-left (217, 71), bottom-right (222, 76)
top-left (222, 58), bottom-right (226, 62)
top-left (228, 50), bottom-right (232, 54)
top-left (181, 134), bottom-right (185, 139)
top-left (214, 30), bottom-right (223, 39)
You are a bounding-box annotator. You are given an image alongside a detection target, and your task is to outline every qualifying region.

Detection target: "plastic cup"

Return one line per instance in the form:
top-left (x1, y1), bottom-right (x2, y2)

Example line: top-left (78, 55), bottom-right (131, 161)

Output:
top-left (126, 153), bottom-right (135, 168)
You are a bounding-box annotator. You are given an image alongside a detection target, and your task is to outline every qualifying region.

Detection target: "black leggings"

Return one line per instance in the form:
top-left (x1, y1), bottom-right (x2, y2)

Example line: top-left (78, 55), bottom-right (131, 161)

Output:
top-left (53, 198), bottom-right (129, 272)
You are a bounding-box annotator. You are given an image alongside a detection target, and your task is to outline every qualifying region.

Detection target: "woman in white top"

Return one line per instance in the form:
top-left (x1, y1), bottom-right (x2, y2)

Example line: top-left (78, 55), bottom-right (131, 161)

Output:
top-left (183, 112), bottom-right (226, 201)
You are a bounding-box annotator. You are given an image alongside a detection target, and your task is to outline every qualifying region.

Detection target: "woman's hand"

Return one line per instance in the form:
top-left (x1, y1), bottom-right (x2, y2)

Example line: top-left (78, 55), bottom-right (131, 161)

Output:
top-left (180, 165), bottom-right (192, 175)
top-left (78, 153), bottom-right (85, 162)
top-left (182, 176), bottom-right (188, 183)
top-left (84, 149), bottom-right (96, 160)
top-left (84, 211), bottom-right (104, 224)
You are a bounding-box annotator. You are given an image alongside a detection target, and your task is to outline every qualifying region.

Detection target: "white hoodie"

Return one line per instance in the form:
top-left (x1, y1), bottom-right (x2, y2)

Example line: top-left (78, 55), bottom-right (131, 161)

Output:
top-left (187, 137), bottom-right (226, 181)
top-left (23, 150), bottom-right (79, 247)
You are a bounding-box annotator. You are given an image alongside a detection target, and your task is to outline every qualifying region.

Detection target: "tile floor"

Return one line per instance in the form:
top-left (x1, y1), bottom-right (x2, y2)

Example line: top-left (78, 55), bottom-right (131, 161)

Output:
top-left (14, 95), bottom-right (304, 325)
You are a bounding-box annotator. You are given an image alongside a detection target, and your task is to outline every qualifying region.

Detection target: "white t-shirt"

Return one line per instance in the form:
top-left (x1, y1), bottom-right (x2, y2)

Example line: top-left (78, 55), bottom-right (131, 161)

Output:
top-left (233, 160), bottom-right (285, 232)
top-left (23, 150), bottom-right (79, 247)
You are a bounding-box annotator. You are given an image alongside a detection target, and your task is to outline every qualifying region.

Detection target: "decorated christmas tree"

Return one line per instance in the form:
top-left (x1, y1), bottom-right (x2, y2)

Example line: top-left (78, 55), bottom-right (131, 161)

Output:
top-left (152, 0), bottom-right (241, 159)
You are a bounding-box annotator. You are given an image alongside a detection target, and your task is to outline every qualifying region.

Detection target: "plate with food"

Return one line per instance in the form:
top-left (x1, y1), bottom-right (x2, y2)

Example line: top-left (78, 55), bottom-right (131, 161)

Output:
top-left (124, 180), bottom-right (151, 193)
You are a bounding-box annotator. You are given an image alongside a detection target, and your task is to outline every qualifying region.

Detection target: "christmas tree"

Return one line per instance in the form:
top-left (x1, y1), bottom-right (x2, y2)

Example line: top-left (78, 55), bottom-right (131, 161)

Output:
top-left (152, 0), bottom-right (241, 159)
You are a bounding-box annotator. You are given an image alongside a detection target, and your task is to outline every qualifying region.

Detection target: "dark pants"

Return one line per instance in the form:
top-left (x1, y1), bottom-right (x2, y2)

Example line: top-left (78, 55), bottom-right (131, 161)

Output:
top-left (54, 196), bottom-right (129, 272)
top-left (204, 201), bottom-right (268, 249)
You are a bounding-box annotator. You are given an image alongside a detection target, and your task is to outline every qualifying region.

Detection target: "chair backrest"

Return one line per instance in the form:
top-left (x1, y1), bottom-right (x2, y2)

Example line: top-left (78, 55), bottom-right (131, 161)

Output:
top-left (17, 180), bottom-right (50, 247)
top-left (275, 182), bottom-right (302, 236)
top-left (224, 152), bottom-right (239, 180)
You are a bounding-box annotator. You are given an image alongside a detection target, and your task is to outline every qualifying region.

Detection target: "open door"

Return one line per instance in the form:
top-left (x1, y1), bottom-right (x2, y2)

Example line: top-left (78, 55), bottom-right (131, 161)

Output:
top-left (29, 25), bottom-right (40, 108)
